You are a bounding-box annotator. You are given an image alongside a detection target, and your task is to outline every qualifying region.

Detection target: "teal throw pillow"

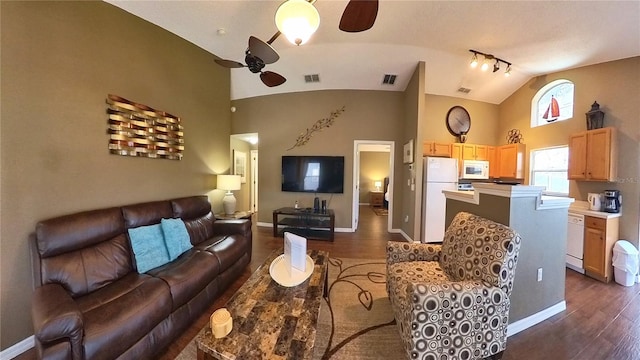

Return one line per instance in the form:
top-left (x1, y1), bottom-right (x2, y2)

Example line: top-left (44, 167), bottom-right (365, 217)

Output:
top-left (128, 223), bottom-right (170, 273)
top-left (161, 218), bottom-right (193, 261)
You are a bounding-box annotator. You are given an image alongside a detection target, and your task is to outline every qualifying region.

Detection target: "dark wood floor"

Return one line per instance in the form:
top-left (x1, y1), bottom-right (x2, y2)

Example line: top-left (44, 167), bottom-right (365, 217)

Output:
top-left (16, 206), bottom-right (640, 359)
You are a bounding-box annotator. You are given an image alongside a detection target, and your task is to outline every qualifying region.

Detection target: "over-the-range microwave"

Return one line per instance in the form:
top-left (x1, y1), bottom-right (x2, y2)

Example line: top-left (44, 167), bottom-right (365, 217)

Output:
top-left (461, 160), bottom-right (489, 179)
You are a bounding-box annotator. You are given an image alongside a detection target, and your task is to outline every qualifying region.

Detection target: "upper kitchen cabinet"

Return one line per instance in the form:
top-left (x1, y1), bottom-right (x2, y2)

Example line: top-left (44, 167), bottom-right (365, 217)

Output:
top-left (498, 143), bottom-right (526, 179)
top-left (462, 144), bottom-right (488, 161)
top-left (423, 141), bottom-right (451, 157)
top-left (487, 146), bottom-right (499, 178)
top-left (568, 127), bottom-right (617, 181)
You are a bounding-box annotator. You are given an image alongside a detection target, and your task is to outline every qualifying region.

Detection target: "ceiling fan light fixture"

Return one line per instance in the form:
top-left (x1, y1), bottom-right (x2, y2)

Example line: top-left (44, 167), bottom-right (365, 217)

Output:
top-left (275, 0), bottom-right (320, 46)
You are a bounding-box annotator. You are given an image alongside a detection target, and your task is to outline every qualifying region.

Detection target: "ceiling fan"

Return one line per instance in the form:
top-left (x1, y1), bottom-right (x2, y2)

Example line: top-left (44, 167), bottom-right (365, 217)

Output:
top-left (214, 0), bottom-right (379, 87)
top-left (214, 36), bottom-right (286, 87)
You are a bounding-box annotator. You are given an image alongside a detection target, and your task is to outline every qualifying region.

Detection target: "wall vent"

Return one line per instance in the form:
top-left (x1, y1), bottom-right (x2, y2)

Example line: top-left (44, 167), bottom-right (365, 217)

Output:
top-left (304, 74), bottom-right (320, 83)
top-left (382, 74), bottom-right (397, 85)
top-left (457, 87), bottom-right (472, 94)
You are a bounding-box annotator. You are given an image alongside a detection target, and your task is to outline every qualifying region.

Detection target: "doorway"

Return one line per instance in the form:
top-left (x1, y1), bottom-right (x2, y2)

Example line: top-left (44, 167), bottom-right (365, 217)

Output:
top-left (352, 140), bottom-right (394, 232)
top-left (230, 133), bottom-right (258, 214)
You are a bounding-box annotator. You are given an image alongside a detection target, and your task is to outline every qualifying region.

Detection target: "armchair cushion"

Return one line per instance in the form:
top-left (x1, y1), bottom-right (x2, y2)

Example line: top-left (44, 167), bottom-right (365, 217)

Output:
top-left (386, 241), bottom-right (442, 265)
top-left (441, 212), bottom-right (521, 296)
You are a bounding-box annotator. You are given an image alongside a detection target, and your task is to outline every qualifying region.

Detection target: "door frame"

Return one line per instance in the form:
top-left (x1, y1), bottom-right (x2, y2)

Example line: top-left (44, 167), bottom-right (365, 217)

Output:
top-left (352, 140), bottom-right (395, 232)
top-left (250, 150), bottom-right (258, 213)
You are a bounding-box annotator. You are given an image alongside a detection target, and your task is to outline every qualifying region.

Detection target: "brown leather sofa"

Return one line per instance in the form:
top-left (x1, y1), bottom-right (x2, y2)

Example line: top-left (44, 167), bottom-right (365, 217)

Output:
top-left (30, 195), bottom-right (252, 360)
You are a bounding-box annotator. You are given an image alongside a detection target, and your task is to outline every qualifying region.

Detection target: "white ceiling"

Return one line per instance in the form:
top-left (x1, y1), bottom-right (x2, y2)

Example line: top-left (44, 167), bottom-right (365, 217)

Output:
top-left (106, 0), bottom-right (640, 104)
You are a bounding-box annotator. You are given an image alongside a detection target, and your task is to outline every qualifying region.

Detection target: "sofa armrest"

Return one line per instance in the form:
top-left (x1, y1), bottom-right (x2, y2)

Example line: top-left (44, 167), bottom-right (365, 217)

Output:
top-left (212, 219), bottom-right (251, 239)
top-left (386, 241), bottom-right (442, 265)
top-left (32, 283), bottom-right (84, 360)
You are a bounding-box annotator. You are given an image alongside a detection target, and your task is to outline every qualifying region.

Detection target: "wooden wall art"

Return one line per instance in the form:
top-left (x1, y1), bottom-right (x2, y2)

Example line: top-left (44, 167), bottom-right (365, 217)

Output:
top-left (287, 106), bottom-right (346, 150)
top-left (106, 94), bottom-right (184, 160)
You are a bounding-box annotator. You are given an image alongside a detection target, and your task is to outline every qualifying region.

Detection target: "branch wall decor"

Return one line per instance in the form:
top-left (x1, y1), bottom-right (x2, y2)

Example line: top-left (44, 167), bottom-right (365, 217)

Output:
top-left (287, 106), bottom-right (346, 150)
top-left (106, 94), bottom-right (184, 160)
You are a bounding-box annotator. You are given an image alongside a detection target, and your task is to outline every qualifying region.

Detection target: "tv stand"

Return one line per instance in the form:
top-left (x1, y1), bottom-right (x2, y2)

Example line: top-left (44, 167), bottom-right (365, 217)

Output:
top-left (273, 207), bottom-right (335, 241)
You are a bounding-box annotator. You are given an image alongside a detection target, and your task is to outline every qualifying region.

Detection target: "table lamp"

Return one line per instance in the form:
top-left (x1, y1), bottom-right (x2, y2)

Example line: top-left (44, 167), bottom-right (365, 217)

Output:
top-left (374, 180), bottom-right (382, 192)
top-left (217, 175), bottom-right (241, 215)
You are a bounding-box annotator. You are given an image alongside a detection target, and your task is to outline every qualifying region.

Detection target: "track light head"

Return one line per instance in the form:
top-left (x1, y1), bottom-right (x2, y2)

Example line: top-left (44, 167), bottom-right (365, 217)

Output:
top-left (481, 58), bottom-right (489, 71)
top-left (470, 53), bottom-right (478, 68)
top-left (505, 64), bottom-right (512, 77)
top-left (492, 60), bottom-right (500, 73)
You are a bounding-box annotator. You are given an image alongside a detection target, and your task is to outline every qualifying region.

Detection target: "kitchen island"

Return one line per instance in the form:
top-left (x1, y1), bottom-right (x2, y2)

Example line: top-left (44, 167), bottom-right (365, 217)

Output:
top-left (443, 183), bottom-right (574, 337)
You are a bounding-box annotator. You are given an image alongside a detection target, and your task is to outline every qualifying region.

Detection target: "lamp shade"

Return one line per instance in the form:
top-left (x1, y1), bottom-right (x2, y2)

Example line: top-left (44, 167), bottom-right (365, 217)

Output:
top-left (374, 181), bottom-right (382, 188)
top-left (217, 175), bottom-right (241, 191)
top-left (275, 0), bottom-right (320, 46)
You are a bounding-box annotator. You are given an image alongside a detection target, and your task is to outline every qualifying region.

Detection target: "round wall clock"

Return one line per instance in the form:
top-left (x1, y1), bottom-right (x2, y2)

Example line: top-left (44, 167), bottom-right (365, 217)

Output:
top-left (445, 106), bottom-right (471, 141)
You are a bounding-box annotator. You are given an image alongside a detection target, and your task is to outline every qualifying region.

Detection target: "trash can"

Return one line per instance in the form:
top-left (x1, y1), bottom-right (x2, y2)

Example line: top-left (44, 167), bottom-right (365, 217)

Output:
top-left (612, 240), bottom-right (639, 286)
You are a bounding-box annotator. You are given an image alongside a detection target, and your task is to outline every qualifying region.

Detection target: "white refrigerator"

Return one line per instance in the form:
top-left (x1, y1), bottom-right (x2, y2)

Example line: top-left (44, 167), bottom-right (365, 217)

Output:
top-left (422, 157), bottom-right (458, 243)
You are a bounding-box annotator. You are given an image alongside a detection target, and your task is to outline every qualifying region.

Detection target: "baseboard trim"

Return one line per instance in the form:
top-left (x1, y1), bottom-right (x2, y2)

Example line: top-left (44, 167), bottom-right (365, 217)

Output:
top-left (1, 335), bottom-right (34, 360)
top-left (506, 301), bottom-right (566, 337)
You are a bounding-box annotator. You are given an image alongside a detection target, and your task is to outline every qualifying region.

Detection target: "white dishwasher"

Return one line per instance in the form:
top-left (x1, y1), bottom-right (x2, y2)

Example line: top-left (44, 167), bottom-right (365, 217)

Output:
top-left (566, 213), bottom-right (585, 274)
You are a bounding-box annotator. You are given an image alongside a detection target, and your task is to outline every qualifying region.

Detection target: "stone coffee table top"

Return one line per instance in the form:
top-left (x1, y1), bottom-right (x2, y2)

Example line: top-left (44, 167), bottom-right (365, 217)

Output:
top-left (196, 249), bottom-right (329, 360)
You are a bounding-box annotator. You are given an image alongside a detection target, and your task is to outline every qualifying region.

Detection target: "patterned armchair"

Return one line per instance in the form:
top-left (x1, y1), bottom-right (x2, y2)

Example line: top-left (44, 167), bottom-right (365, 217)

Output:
top-left (386, 212), bottom-right (521, 360)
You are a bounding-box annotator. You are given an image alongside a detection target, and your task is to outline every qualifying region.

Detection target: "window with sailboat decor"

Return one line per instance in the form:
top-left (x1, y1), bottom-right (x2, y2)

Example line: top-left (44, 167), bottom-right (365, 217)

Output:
top-left (530, 79), bottom-right (574, 127)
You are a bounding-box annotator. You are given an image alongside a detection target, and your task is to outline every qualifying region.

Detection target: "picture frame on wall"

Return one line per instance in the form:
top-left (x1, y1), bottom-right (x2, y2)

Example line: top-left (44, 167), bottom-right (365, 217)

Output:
top-left (233, 150), bottom-right (247, 183)
top-left (403, 139), bottom-right (414, 164)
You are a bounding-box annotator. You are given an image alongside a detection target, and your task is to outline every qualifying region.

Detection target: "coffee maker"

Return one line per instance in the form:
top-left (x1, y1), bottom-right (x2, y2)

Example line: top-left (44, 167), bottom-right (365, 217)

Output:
top-left (603, 190), bottom-right (621, 213)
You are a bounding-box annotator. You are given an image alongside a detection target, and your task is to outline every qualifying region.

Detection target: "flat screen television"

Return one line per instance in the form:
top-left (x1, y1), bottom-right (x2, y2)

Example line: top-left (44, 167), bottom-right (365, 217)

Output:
top-left (281, 156), bottom-right (344, 193)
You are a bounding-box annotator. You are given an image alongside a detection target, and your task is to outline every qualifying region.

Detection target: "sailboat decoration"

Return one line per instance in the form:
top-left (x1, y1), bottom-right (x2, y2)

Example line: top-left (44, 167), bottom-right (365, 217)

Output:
top-left (542, 95), bottom-right (560, 122)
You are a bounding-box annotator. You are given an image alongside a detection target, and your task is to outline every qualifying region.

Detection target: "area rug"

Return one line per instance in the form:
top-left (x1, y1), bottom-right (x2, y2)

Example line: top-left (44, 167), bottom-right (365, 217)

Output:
top-left (372, 207), bottom-right (388, 216)
top-left (175, 257), bottom-right (403, 360)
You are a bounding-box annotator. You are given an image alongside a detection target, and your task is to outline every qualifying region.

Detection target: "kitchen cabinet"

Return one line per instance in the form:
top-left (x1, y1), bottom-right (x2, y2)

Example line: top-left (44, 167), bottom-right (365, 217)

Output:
top-left (568, 127), bottom-right (617, 181)
top-left (423, 141), bottom-right (451, 157)
top-left (583, 215), bottom-right (619, 282)
top-left (497, 143), bottom-right (526, 179)
top-left (462, 144), bottom-right (488, 161)
top-left (487, 146), bottom-right (498, 178)
top-left (450, 143), bottom-right (463, 177)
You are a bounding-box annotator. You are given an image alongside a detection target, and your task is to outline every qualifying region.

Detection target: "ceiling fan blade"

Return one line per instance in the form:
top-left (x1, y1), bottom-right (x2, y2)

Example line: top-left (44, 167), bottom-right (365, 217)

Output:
top-left (260, 71), bottom-right (287, 87)
top-left (339, 0), bottom-right (379, 33)
top-left (248, 36), bottom-right (280, 64)
top-left (215, 59), bottom-right (245, 68)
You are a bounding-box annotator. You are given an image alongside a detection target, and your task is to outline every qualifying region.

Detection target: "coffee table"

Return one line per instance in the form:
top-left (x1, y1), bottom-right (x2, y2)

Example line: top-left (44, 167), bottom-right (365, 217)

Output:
top-left (196, 249), bottom-right (329, 360)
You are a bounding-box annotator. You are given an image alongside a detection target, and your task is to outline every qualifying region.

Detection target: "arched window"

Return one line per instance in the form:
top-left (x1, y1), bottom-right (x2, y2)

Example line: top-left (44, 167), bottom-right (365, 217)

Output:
top-left (530, 79), bottom-right (574, 127)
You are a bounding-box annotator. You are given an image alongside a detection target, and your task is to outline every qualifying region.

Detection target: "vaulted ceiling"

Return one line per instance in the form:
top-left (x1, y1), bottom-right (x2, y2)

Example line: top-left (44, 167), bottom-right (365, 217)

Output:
top-left (106, 0), bottom-right (640, 104)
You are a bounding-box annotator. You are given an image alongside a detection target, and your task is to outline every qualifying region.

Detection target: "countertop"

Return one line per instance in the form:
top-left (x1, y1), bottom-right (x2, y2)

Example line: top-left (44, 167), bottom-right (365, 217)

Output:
top-left (443, 184), bottom-right (574, 210)
top-left (569, 201), bottom-right (622, 219)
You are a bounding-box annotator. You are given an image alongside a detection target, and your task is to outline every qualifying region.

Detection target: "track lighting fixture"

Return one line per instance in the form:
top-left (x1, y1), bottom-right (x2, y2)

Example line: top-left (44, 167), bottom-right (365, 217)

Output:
top-left (468, 50), bottom-right (512, 77)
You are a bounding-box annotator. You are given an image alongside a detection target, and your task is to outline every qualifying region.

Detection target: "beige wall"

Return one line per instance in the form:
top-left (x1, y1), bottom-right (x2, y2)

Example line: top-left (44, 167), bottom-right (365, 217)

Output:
top-left (423, 94), bottom-right (500, 145)
top-left (0, 1), bottom-right (231, 349)
top-left (359, 152), bottom-right (390, 203)
top-left (499, 57), bottom-right (640, 246)
top-left (231, 90), bottom-right (405, 228)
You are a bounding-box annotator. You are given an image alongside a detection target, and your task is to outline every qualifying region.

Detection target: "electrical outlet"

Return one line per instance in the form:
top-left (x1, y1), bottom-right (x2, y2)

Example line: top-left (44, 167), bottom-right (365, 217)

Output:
top-left (537, 268), bottom-right (543, 282)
